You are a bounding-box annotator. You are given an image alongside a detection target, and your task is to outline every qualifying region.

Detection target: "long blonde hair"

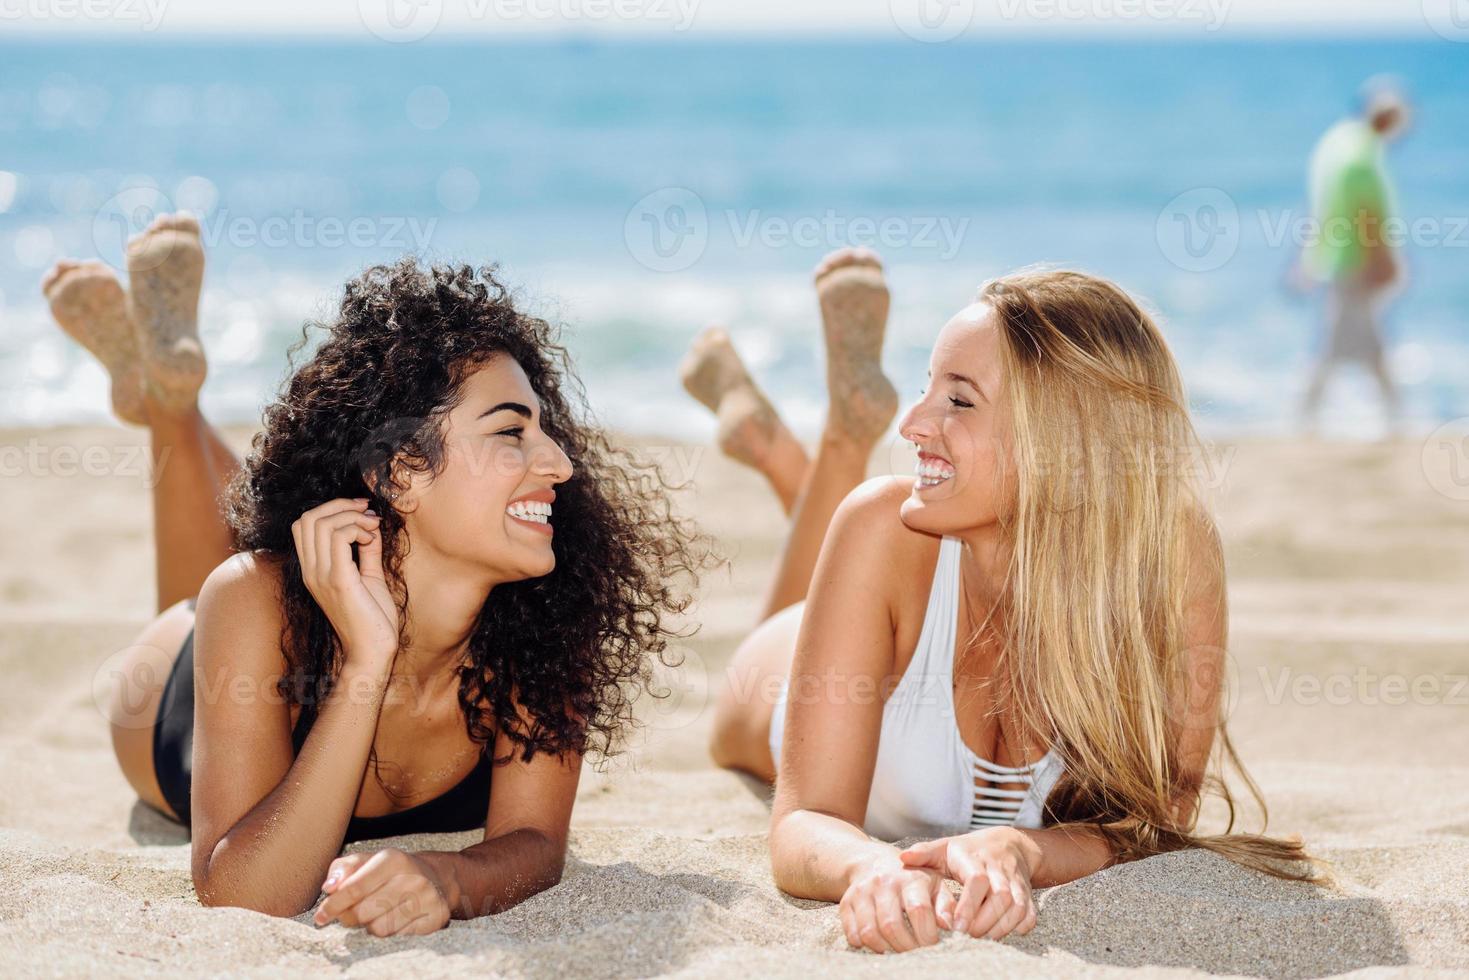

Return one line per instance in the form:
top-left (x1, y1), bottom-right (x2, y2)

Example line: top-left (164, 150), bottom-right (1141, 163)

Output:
top-left (979, 268), bottom-right (1316, 881)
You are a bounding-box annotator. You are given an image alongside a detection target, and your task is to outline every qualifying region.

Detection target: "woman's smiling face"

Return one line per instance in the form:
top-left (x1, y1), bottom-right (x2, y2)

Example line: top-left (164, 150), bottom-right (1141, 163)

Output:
top-left (397, 354), bottom-right (575, 581)
top-left (897, 301), bottom-right (1014, 536)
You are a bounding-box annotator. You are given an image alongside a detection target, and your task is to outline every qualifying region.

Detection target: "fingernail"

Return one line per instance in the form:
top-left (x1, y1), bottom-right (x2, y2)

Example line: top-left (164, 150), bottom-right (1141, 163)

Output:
top-left (364, 509), bottom-right (377, 517)
top-left (955, 917), bottom-right (968, 933)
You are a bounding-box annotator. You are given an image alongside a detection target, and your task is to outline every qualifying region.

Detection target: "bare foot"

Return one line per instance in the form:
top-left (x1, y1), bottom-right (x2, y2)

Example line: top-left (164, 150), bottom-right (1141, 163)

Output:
top-left (680, 325), bottom-right (798, 471)
top-left (814, 247), bottom-right (897, 447)
top-left (41, 260), bottom-right (148, 426)
top-left (126, 212), bottom-right (207, 413)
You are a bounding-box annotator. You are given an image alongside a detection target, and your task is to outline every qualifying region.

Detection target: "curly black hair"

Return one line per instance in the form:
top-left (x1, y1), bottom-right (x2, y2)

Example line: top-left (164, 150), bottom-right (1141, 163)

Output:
top-left (223, 259), bottom-right (712, 778)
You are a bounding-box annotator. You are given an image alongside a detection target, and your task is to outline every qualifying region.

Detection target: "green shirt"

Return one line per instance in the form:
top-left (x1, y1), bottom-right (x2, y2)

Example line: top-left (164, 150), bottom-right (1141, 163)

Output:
top-left (1306, 119), bottom-right (1397, 282)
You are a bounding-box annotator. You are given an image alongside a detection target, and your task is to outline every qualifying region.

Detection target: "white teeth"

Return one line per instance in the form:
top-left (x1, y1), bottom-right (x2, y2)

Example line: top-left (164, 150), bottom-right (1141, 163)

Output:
top-left (506, 500), bottom-right (552, 524)
top-left (914, 458), bottom-right (955, 487)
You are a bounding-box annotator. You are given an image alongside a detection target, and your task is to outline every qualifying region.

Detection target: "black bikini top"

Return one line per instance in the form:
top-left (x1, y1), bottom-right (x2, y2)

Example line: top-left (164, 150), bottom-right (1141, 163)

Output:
top-left (290, 702), bottom-right (493, 843)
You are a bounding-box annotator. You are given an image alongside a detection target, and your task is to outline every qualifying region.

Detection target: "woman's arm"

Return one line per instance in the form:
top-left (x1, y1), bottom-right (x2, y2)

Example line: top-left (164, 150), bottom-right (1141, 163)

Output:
top-left (991, 824), bottom-right (1115, 887)
top-left (418, 720), bottom-right (582, 918)
top-left (188, 550), bottom-right (393, 916)
top-left (767, 478), bottom-right (961, 954)
top-left (311, 696), bottom-right (583, 934)
top-left (768, 477), bottom-right (909, 899)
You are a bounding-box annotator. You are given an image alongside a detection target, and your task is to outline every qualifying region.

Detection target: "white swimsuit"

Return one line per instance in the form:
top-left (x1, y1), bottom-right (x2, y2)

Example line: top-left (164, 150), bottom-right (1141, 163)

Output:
top-left (769, 534), bottom-right (1064, 841)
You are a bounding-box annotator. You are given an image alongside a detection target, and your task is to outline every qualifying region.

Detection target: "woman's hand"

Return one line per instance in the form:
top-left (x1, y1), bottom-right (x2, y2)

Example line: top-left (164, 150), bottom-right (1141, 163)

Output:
top-left (313, 848), bottom-right (451, 936)
top-left (291, 498), bottom-right (397, 667)
top-left (839, 854), bottom-right (957, 953)
top-left (898, 828), bottom-right (1038, 941)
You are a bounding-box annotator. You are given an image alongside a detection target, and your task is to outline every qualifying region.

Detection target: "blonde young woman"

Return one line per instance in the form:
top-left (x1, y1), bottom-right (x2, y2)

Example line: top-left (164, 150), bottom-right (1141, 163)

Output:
top-left (686, 247), bottom-right (1312, 954)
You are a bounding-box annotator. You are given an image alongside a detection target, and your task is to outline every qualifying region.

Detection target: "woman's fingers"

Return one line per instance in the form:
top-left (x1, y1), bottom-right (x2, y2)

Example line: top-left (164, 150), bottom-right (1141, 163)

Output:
top-left (899, 877), bottom-right (940, 946)
top-left (315, 849), bottom-right (393, 925)
top-left (839, 898), bottom-right (861, 949)
top-left (853, 893), bottom-right (893, 954)
top-left (383, 906), bottom-right (440, 937)
top-left (950, 861), bottom-right (990, 934)
top-left (306, 513), bottom-right (376, 590)
top-left (315, 849), bottom-right (450, 936)
top-left (872, 884), bottom-right (917, 952)
top-left (987, 879), bottom-right (1036, 940)
top-left (933, 879), bottom-right (958, 932)
top-left (298, 498), bottom-right (369, 538)
top-left (312, 510), bottom-right (373, 583)
top-left (1014, 898), bottom-right (1039, 936)
top-left (983, 887), bottom-right (1032, 940)
top-left (322, 852), bottom-right (369, 896)
top-left (293, 498), bottom-right (369, 578)
top-left (897, 838), bottom-right (947, 872)
top-left (293, 513), bottom-right (314, 573)
top-left (331, 877), bottom-right (397, 929)
top-left (359, 879), bottom-right (436, 936)
top-left (328, 514), bottom-right (380, 589)
top-left (357, 509), bottom-right (385, 582)
top-left (964, 867), bottom-right (1014, 938)
top-left (290, 517), bottom-right (304, 572)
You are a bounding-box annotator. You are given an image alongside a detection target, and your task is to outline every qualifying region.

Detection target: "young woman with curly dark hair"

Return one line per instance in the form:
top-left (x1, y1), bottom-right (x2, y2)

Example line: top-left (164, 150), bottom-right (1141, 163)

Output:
top-left (43, 213), bottom-right (703, 935)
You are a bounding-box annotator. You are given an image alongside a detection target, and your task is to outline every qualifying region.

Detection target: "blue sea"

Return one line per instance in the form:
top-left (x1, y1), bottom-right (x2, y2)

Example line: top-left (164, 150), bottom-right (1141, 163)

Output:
top-left (2, 37), bottom-right (1466, 439)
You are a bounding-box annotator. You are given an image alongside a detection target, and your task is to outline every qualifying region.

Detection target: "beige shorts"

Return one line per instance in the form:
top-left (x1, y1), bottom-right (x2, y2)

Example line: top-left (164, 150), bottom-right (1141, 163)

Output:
top-left (1325, 279), bottom-right (1384, 363)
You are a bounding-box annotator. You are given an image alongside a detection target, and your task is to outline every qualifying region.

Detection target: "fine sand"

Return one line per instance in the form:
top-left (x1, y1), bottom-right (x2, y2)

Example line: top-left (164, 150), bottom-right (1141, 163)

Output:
top-left (1, 424), bottom-right (1466, 978)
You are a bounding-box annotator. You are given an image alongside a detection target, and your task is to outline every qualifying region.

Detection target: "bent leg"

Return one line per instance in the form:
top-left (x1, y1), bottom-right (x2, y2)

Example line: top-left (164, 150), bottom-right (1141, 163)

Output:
top-left (127, 212), bottom-right (238, 611)
top-left (759, 248), bottom-right (896, 620)
top-left (708, 600), bottom-right (805, 782)
top-left (147, 406), bottom-right (240, 611)
top-left (42, 213), bottom-right (235, 613)
top-left (710, 250), bottom-right (897, 776)
top-left (204, 423), bottom-right (243, 488)
top-left (760, 437), bottom-right (872, 620)
top-left (104, 599), bottom-right (197, 821)
top-left (40, 260), bottom-right (148, 425)
top-left (681, 325), bottom-right (810, 514)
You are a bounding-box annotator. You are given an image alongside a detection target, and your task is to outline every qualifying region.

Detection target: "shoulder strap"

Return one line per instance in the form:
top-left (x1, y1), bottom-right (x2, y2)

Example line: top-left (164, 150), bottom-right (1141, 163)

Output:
top-left (911, 535), bottom-right (963, 675)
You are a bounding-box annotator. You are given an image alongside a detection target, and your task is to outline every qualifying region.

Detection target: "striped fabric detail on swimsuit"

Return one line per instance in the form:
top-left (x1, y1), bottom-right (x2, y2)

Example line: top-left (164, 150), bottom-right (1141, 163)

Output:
top-left (969, 755), bottom-right (1040, 828)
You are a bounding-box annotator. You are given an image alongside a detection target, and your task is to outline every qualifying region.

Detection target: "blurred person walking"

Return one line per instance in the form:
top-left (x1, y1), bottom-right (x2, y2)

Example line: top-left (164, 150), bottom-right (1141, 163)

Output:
top-left (1296, 78), bottom-right (1411, 435)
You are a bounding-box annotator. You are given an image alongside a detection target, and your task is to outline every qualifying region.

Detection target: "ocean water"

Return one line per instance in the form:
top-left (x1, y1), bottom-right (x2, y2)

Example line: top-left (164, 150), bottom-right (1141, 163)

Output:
top-left (2, 36), bottom-right (1466, 440)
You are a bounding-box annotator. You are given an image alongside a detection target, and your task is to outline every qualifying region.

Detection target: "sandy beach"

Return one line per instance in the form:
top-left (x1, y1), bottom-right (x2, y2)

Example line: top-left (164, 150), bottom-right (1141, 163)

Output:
top-left (1, 422), bottom-right (1466, 978)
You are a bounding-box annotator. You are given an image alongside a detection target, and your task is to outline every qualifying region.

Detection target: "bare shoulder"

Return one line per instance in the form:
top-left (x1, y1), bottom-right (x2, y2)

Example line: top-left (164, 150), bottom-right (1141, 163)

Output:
top-left (194, 551), bottom-right (289, 670)
top-left (1179, 500), bottom-right (1226, 604)
top-left (826, 475), bottom-right (944, 579)
top-left (197, 550), bottom-right (286, 612)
